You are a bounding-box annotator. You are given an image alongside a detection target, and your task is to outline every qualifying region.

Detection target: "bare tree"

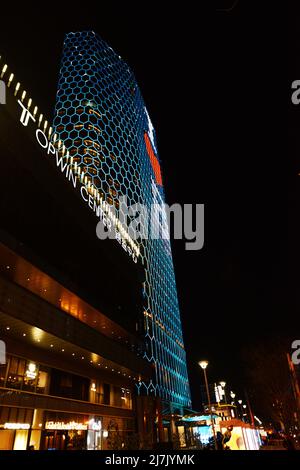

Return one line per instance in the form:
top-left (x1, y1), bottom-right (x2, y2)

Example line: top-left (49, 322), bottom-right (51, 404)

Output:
top-left (242, 337), bottom-right (297, 432)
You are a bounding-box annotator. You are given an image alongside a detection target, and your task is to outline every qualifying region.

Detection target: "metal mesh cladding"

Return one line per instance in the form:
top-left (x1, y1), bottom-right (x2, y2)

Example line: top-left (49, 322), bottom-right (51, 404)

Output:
top-left (53, 31), bottom-right (191, 408)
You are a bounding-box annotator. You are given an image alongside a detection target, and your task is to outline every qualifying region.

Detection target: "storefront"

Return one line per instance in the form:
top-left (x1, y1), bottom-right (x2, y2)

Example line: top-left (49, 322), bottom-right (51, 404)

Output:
top-left (0, 406), bottom-right (34, 450)
top-left (179, 413), bottom-right (220, 448)
top-left (41, 412), bottom-right (103, 450)
top-left (219, 419), bottom-right (262, 450)
top-left (0, 406), bottom-right (105, 450)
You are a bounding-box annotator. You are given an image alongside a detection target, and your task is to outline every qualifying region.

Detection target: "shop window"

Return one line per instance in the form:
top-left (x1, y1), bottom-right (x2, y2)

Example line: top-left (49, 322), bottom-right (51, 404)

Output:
top-left (42, 412), bottom-right (91, 450)
top-left (0, 406), bottom-right (33, 430)
top-left (13, 430), bottom-right (28, 450)
top-left (0, 430), bottom-right (14, 450)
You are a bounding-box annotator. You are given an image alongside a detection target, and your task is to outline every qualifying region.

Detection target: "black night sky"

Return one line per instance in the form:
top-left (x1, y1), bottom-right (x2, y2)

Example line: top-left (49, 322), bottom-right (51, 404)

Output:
top-left (0, 2), bottom-right (291, 413)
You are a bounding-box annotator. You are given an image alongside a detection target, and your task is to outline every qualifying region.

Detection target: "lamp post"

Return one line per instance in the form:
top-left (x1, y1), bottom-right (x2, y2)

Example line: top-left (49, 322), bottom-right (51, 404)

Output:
top-left (230, 391), bottom-right (236, 418)
top-left (199, 360), bottom-right (217, 450)
top-left (242, 404), bottom-right (248, 422)
top-left (238, 399), bottom-right (243, 420)
top-left (219, 381), bottom-right (227, 404)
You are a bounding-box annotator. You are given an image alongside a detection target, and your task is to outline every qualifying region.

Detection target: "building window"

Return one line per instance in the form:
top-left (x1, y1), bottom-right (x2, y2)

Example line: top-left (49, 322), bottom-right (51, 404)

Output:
top-left (36, 370), bottom-right (48, 394)
top-left (0, 363), bottom-right (7, 388)
top-left (90, 380), bottom-right (103, 404)
top-left (0, 406), bottom-right (33, 450)
top-left (4, 356), bottom-right (49, 394)
top-left (6, 357), bottom-right (26, 390)
top-left (49, 369), bottom-right (89, 402)
top-left (103, 383), bottom-right (110, 405)
top-left (112, 386), bottom-right (132, 409)
top-left (120, 387), bottom-right (132, 409)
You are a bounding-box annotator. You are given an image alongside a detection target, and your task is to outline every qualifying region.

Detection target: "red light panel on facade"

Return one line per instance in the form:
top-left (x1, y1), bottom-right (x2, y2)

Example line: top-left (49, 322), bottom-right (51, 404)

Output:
top-left (144, 132), bottom-right (162, 186)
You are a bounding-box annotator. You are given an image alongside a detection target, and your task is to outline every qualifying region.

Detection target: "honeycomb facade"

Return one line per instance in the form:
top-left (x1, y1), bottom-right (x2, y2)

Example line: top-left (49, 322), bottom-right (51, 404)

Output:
top-left (53, 31), bottom-right (191, 409)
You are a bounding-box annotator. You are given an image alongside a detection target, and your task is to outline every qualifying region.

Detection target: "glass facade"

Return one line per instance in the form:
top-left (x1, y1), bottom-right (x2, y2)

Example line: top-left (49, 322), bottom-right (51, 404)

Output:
top-left (53, 31), bottom-right (191, 408)
top-left (0, 353), bottom-right (134, 449)
top-left (0, 406), bottom-right (33, 450)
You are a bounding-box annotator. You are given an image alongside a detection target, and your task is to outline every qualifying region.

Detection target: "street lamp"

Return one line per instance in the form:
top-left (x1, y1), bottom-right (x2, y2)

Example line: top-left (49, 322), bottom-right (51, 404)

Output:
top-left (198, 360), bottom-right (217, 450)
top-left (242, 404), bottom-right (248, 422)
top-left (230, 391), bottom-right (236, 416)
top-left (219, 381), bottom-right (227, 403)
top-left (199, 360), bottom-right (208, 370)
top-left (238, 400), bottom-right (243, 420)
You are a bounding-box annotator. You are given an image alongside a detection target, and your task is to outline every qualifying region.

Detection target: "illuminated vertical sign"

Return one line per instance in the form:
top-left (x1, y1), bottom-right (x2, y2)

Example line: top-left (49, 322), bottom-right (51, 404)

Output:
top-left (144, 132), bottom-right (162, 186)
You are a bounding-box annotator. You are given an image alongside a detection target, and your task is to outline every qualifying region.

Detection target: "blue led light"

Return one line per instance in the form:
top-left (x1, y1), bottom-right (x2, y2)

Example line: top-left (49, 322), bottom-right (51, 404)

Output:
top-left (53, 31), bottom-right (191, 408)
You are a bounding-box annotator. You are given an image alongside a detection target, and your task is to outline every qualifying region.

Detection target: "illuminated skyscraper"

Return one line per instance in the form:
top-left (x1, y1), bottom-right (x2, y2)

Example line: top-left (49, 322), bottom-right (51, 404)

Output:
top-left (53, 31), bottom-right (191, 412)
